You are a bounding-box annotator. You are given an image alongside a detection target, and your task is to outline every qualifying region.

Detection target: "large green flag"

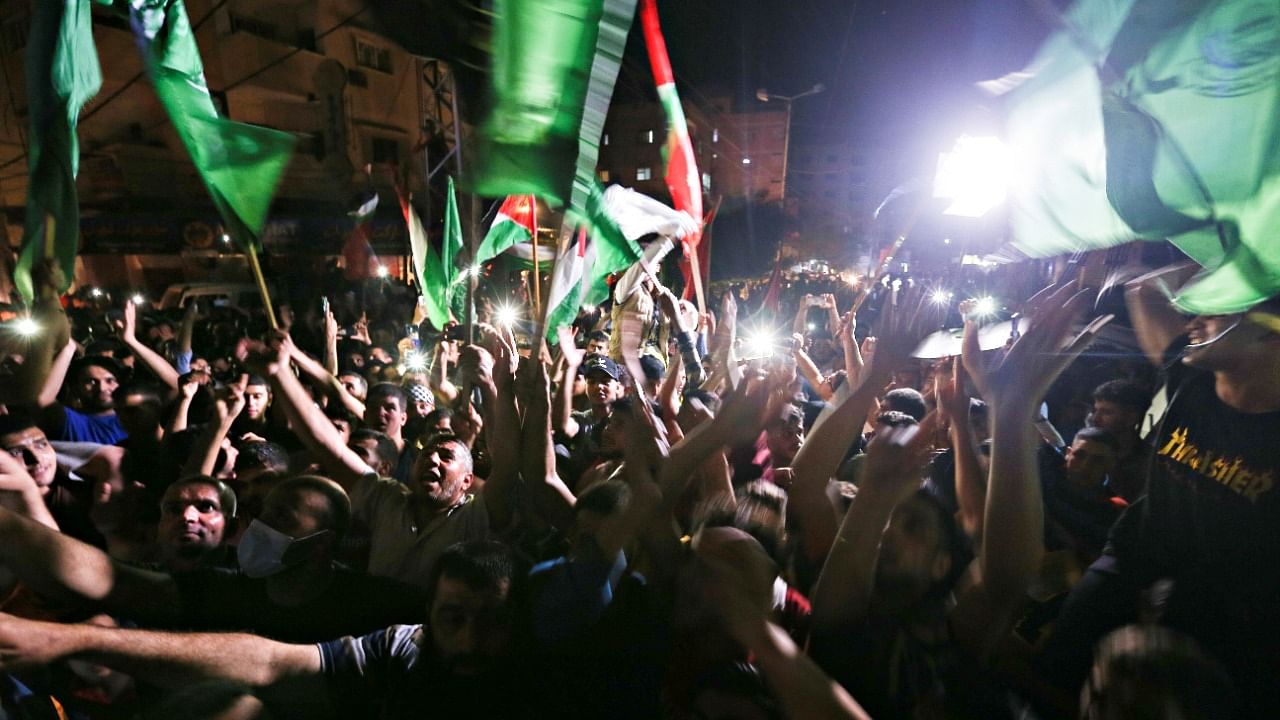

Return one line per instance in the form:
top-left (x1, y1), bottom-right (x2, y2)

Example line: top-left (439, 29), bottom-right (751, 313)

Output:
top-left (1004, 0), bottom-right (1280, 314)
top-left (443, 176), bottom-right (468, 322)
top-left (126, 0), bottom-right (294, 247)
top-left (399, 189), bottom-right (450, 329)
top-left (15, 0), bottom-right (102, 303)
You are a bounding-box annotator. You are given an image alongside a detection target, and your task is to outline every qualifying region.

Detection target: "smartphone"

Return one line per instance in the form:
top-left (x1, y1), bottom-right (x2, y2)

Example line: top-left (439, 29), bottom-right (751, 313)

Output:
top-left (321, 296), bottom-right (330, 316)
top-left (443, 324), bottom-right (471, 342)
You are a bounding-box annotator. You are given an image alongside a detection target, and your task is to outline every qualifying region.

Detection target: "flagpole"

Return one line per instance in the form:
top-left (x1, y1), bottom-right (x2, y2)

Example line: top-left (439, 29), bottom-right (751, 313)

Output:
top-left (688, 242), bottom-right (706, 313)
top-left (531, 227), bottom-right (542, 321)
top-left (530, 222), bottom-right (570, 350)
top-left (852, 196), bottom-right (927, 315)
top-left (244, 239), bottom-right (278, 329)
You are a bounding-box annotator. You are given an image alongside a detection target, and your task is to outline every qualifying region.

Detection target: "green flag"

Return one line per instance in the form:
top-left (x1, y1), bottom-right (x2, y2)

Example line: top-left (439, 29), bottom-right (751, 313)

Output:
top-left (475, 195), bottom-right (537, 268)
top-left (442, 177), bottom-right (468, 322)
top-left (126, 0), bottom-right (294, 246)
top-left (399, 190), bottom-right (451, 329)
top-left (15, 0), bottom-right (102, 303)
top-left (1004, 0), bottom-right (1280, 314)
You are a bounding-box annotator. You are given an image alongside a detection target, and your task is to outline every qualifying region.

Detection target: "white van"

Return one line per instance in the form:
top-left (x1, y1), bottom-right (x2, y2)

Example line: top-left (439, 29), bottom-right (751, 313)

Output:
top-left (159, 283), bottom-right (264, 311)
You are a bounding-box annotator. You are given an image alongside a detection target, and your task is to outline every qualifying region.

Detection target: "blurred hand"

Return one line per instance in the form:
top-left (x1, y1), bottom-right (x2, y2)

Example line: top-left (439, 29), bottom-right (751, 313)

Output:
top-left (859, 420), bottom-right (936, 503)
top-left (457, 345), bottom-right (496, 389)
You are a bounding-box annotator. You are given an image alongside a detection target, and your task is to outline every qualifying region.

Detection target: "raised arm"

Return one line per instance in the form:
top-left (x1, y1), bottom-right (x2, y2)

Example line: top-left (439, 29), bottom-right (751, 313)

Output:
top-left (248, 338), bottom-right (374, 493)
top-left (553, 327), bottom-right (585, 439)
top-left (456, 340), bottom-right (519, 532)
top-left (0, 504), bottom-right (182, 623)
top-left (0, 613), bottom-right (319, 689)
top-left (175, 301), bottom-right (197, 374)
top-left (952, 285), bottom-right (1109, 656)
top-left (0, 451), bottom-right (59, 530)
top-left (517, 355), bottom-right (577, 530)
top-left (118, 301), bottom-right (180, 390)
top-left (937, 356), bottom-right (986, 540)
top-left (792, 338), bottom-right (832, 401)
top-left (1124, 262), bottom-right (1197, 366)
top-left (289, 339), bottom-right (365, 418)
top-left (181, 378), bottom-right (245, 478)
top-left (322, 306), bottom-right (340, 377)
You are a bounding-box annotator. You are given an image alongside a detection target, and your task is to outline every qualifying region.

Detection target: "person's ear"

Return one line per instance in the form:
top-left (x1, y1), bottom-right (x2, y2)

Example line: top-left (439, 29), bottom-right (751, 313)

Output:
top-left (461, 473), bottom-right (474, 492)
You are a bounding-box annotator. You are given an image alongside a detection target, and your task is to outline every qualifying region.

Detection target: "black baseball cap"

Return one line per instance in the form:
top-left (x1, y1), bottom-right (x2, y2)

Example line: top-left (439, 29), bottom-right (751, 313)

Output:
top-left (582, 354), bottom-right (621, 381)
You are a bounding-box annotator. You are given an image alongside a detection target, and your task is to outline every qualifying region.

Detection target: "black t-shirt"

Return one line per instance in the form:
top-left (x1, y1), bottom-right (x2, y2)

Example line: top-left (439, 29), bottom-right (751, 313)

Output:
top-left (170, 566), bottom-right (427, 643)
top-left (1108, 350), bottom-right (1280, 617)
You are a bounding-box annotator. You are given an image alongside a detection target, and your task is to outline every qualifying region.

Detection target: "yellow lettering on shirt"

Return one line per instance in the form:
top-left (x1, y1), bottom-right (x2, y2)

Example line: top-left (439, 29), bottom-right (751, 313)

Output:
top-left (1156, 426), bottom-right (1273, 504)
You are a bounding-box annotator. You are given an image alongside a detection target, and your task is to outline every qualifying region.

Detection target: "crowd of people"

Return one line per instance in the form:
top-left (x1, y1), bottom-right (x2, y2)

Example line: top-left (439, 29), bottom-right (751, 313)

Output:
top-left (0, 250), bottom-right (1276, 720)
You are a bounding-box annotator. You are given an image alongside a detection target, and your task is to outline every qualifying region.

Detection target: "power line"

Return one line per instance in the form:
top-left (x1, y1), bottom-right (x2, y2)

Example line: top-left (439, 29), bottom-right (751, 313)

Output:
top-left (219, 3), bottom-right (372, 94)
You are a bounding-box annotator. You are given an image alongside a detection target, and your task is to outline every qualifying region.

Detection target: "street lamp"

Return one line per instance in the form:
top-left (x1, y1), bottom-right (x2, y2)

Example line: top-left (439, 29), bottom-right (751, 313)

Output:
top-left (755, 83), bottom-right (826, 202)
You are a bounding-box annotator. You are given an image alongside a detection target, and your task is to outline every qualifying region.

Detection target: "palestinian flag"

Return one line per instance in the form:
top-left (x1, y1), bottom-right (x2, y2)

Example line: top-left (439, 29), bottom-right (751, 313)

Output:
top-left (397, 185), bottom-right (450, 329)
top-left (476, 195), bottom-right (537, 268)
top-left (639, 0), bottom-right (704, 300)
top-left (1001, 0), bottom-right (1280, 314)
top-left (544, 227), bottom-right (592, 340)
top-left (14, 0), bottom-right (101, 302)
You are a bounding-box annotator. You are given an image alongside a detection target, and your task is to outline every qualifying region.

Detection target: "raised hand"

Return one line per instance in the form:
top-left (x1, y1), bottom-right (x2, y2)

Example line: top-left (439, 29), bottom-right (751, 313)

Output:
top-left (962, 284), bottom-right (1111, 419)
top-left (457, 345), bottom-right (496, 389)
top-left (858, 419), bottom-right (936, 505)
top-left (934, 357), bottom-right (969, 428)
top-left (117, 301), bottom-right (138, 342)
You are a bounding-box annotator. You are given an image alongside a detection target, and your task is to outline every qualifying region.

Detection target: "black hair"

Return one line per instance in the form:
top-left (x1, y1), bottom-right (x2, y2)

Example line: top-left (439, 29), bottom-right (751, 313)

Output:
top-left (681, 388), bottom-right (722, 415)
top-left (112, 381), bottom-right (165, 409)
top-left (1087, 625), bottom-right (1236, 720)
top-left (426, 540), bottom-right (526, 611)
top-left (1073, 426), bottom-right (1121, 452)
top-left (367, 382), bottom-right (409, 411)
top-left (0, 411), bottom-right (38, 439)
top-left (1091, 379), bottom-right (1152, 413)
top-left (883, 387), bottom-right (927, 422)
top-left (350, 429), bottom-right (400, 470)
top-left (165, 475), bottom-right (239, 519)
top-left (587, 330), bottom-right (610, 344)
top-left (245, 374), bottom-right (270, 389)
top-left (234, 441), bottom-right (290, 474)
top-left (574, 479), bottom-right (631, 518)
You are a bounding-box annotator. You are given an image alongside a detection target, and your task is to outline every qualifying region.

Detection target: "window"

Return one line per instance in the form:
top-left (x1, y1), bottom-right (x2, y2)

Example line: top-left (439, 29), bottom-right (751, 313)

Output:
top-left (636, 167), bottom-right (652, 181)
top-left (702, 173), bottom-right (712, 192)
top-left (602, 133), bottom-right (610, 146)
top-left (599, 170), bottom-right (611, 182)
top-left (712, 128), bottom-right (719, 143)
top-left (355, 38), bottom-right (392, 73)
top-left (1, 11), bottom-right (29, 51)
top-left (742, 158), bottom-right (751, 165)
top-left (638, 129), bottom-right (655, 144)
top-left (371, 138), bottom-right (399, 165)
top-left (347, 69), bottom-right (369, 88)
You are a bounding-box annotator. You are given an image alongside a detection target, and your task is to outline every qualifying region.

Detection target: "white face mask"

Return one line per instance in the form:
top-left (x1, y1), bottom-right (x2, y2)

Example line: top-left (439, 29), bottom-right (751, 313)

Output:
top-left (236, 519), bottom-right (329, 578)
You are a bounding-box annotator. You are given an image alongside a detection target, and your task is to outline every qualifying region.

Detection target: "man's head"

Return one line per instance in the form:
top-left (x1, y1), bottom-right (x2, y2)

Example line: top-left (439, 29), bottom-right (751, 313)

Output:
top-left (406, 384), bottom-right (435, 419)
top-left (364, 383), bottom-right (409, 439)
top-left (581, 354), bottom-right (625, 410)
top-left (350, 429), bottom-right (399, 478)
top-left (338, 372), bottom-right (368, 401)
top-left (873, 490), bottom-right (972, 614)
top-left (237, 476), bottom-right (349, 578)
top-left (1089, 380), bottom-right (1150, 436)
top-left (425, 541), bottom-right (522, 676)
top-left (1065, 428), bottom-right (1119, 489)
top-left (883, 388), bottom-right (928, 422)
top-left (1181, 297), bottom-right (1280, 373)
top-left (1082, 625), bottom-right (1235, 720)
top-left (569, 480), bottom-right (631, 557)
top-left (764, 404), bottom-right (805, 468)
top-left (69, 357), bottom-right (122, 413)
top-left (157, 476), bottom-right (236, 567)
top-left (411, 433), bottom-right (474, 509)
top-left (243, 376), bottom-right (272, 422)
top-left (585, 330), bottom-right (610, 356)
top-left (325, 407), bottom-right (356, 445)
top-left (0, 414), bottom-right (57, 492)
top-left (234, 442), bottom-right (289, 484)
top-left (638, 353), bottom-right (666, 398)
top-left (113, 382), bottom-right (166, 438)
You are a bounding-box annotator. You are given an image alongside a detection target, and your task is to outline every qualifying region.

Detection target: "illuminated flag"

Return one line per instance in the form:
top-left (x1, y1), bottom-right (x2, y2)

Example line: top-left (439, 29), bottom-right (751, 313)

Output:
top-left (1002, 0), bottom-right (1280, 314)
top-left (476, 195), bottom-right (537, 268)
top-left (15, 0), bottom-right (101, 302)
top-left (639, 0), bottom-right (704, 300)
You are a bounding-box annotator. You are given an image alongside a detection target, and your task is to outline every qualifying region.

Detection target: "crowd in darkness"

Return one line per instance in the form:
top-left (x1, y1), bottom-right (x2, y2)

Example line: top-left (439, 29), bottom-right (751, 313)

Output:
top-left (0, 250), bottom-right (1277, 720)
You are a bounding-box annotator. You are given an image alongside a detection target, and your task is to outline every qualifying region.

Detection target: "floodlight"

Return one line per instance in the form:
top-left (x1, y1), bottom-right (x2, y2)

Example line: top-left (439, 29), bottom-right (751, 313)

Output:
top-left (742, 329), bottom-right (776, 359)
top-left (13, 317), bottom-right (39, 337)
top-left (375, 265), bottom-right (390, 278)
top-left (404, 352), bottom-right (427, 371)
top-left (495, 304), bottom-right (520, 329)
top-left (131, 294), bottom-right (146, 306)
top-left (972, 296), bottom-right (998, 317)
top-left (929, 289), bottom-right (953, 305)
top-left (934, 135), bottom-right (1011, 217)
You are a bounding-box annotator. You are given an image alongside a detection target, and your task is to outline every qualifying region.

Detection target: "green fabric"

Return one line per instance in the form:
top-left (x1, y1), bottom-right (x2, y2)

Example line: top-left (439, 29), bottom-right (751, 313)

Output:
top-left (15, 0), bottom-right (102, 302)
top-left (442, 176), bottom-right (468, 322)
top-left (1006, 0), bottom-right (1280, 313)
top-left (404, 196), bottom-right (451, 329)
top-left (126, 0), bottom-right (294, 248)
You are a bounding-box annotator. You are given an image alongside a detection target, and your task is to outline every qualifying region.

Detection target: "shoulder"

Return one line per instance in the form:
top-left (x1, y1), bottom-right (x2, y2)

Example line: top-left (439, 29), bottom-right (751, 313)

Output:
top-left (318, 624), bottom-right (424, 675)
top-left (350, 472), bottom-right (413, 514)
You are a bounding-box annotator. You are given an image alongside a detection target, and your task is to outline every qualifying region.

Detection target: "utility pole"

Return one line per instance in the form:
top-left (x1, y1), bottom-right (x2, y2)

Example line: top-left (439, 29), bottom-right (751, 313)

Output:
top-left (755, 84), bottom-right (825, 203)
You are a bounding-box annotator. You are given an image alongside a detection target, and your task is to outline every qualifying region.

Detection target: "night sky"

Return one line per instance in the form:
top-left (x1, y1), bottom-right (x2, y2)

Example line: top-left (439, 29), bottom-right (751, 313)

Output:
top-left (634, 0), bottom-right (1063, 190)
